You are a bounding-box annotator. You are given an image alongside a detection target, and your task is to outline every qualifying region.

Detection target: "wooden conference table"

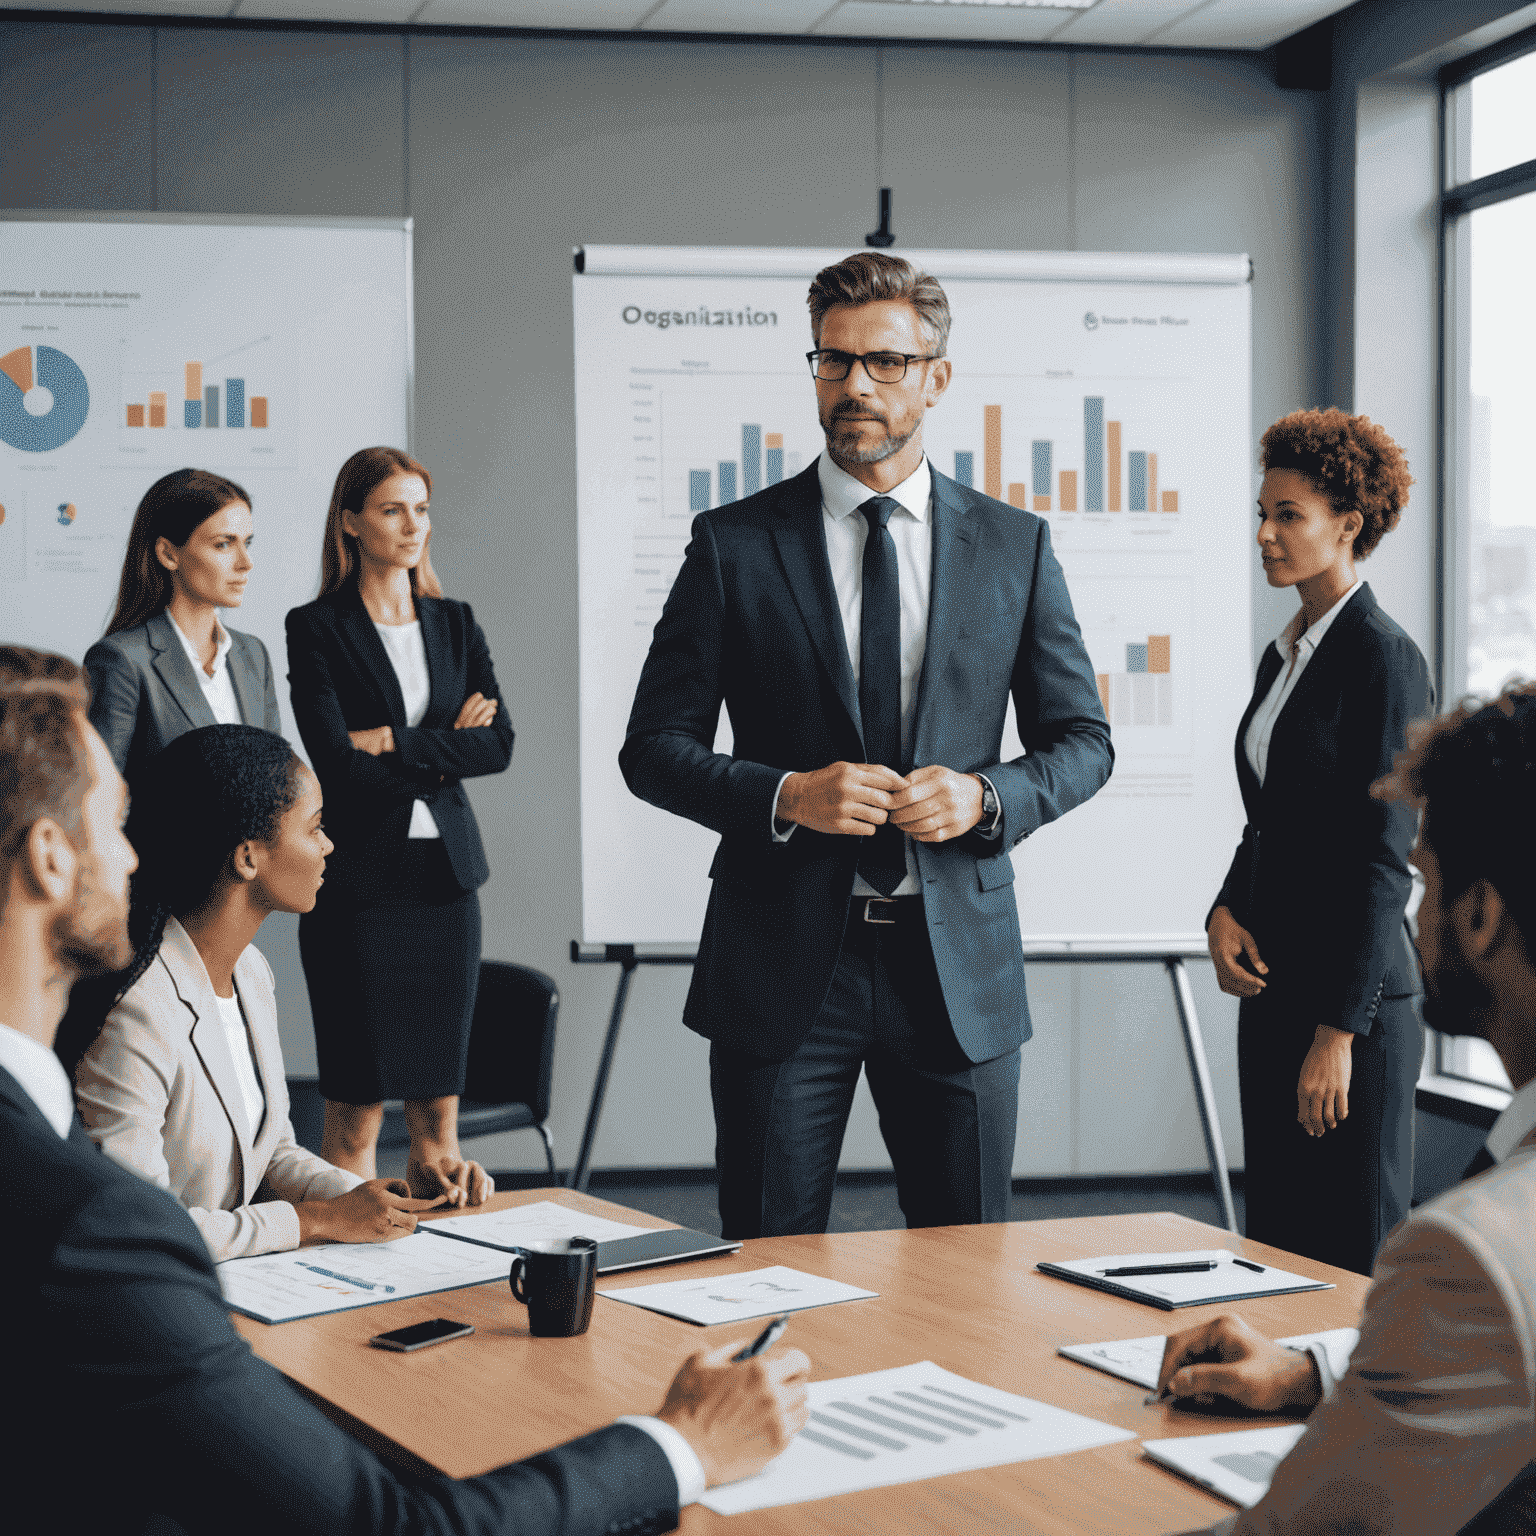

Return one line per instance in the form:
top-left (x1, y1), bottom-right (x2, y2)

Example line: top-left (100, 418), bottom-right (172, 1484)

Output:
top-left (234, 1189), bottom-right (1370, 1534)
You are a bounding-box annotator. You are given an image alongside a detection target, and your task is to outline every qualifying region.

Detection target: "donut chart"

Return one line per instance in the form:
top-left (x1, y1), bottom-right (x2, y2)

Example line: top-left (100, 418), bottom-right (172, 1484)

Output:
top-left (0, 345), bottom-right (90, 452)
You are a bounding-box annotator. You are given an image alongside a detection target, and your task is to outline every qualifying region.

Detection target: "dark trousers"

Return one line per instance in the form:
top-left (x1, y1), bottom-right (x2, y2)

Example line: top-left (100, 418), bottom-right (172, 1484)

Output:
top-left (1238, 991), bottom-right (1423, 1276)
top-left (709, 898), bottom-right (1021, 1239)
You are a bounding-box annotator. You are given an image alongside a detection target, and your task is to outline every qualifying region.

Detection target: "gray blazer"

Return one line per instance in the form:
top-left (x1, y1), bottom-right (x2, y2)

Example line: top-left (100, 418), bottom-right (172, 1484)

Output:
top-left (84, 610), bottom-right (282, 781)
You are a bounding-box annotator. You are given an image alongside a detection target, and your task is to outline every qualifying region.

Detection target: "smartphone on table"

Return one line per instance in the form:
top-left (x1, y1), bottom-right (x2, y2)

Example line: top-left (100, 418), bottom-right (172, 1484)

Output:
top-left (369, 1318), bottom-right (474, 1352)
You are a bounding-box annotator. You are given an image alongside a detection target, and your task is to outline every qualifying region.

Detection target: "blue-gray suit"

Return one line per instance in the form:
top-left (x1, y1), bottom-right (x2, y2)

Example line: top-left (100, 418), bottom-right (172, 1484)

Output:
top-left (84, 611), bottom-right (282, 782)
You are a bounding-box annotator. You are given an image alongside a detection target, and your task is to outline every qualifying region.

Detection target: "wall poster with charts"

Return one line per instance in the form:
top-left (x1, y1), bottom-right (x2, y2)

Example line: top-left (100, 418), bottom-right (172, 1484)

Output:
top-left (573, 246), bottom-right (1251, 947)
top-left (0, 213), bottom-right (412, 752)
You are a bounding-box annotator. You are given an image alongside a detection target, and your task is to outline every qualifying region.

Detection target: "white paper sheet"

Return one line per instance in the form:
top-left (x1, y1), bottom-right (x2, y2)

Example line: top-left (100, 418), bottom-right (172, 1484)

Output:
top-left (701, 1361), bottom-right (1135, 1515)
top-left (217, 1232), bottom-right (513, 1324)
top-left (1039, 1250), bottom-right (1334, 1309)
top-left (597, 1265), bottom-right (877, 1326)
top-left (1060, 1328), bottom-right (1362, 1391)
top-left (421, 1200), bottom-right (652, 1253)
top-left (1143, 1424), bottom-right (1308, 1507)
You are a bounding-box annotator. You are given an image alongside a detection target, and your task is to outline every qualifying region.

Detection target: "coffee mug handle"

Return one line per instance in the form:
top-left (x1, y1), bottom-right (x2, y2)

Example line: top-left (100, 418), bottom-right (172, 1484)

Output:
top-left (510, 1255), bottom-right (529, 1304)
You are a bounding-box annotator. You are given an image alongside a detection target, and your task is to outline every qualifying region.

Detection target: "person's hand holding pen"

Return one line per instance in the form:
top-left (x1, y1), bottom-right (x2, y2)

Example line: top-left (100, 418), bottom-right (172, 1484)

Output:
top-left (1150, 1315), bottom-right (1321, 1413)
top-left (656, 1318), bottom-right (810, 1487)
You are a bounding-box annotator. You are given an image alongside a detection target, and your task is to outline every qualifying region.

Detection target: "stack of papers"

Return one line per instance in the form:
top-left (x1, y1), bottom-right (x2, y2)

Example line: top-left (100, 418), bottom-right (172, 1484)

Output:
top-left (599, 1265), bottom-right (878, 1325)
top-left (1037, 1250), bottom-right (1334, 1310)
top-left (1059, 1328), bottom-right (1362, 1391)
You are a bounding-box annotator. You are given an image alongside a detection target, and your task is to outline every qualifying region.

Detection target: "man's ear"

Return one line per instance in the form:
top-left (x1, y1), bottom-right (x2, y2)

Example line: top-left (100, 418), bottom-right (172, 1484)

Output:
top-left (1455, 877), bottom-right (1508, 964)
top-left (230, 840), bottom-right (261, 886)
top-left (22, 818), bottom-right (79, 902)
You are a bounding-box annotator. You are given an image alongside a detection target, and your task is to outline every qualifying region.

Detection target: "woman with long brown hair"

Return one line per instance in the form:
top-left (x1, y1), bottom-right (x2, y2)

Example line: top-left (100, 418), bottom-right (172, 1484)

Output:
top-left (85, 468), bottom-right (280, 783)
top-left (286, 447), bottom-right (512, 1203)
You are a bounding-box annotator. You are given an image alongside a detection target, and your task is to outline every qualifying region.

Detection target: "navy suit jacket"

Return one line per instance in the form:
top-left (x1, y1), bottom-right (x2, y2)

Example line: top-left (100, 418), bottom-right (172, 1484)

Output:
top-left (620, 459), bottom-right (1113, 1064)
top-left (286, 582), bottom-right (514, 895)
top-left (85, 612), bottom-right (282, 784)
top-left (1212, 583), bottom-right (1433, 1034)
top-left (2, 1063), bottom-right (678, 1536)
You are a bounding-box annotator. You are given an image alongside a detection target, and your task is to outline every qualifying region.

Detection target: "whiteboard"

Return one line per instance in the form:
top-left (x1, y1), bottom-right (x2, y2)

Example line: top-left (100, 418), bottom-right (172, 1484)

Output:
top-left (0, 212), bottom-right (412, 754)
top-left (574, 245), bottom-right (1251, 946)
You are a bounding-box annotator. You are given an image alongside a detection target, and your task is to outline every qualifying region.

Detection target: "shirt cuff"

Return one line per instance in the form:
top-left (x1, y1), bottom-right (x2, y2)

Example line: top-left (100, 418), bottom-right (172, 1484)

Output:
top-left (770, 771), bottom-right (797, 842)
top-left (614, 1416), bottom-right (707, 1506)
top-left (974, 774), bottom-right (1003, 839)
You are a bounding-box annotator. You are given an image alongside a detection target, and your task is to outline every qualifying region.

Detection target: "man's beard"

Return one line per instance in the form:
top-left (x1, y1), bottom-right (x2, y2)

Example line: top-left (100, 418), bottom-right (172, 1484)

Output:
top-left (822, 405), bottom-right (917, 467)
top-left (50, 861), bottom-right (133, 980)
top-left (1419, 912), bottom-right (1497, 1038)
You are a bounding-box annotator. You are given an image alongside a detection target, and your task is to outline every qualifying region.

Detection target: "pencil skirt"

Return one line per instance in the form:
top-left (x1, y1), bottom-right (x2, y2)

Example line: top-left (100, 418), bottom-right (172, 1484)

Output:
top-left (299, 842), bottom-right (481, 1105)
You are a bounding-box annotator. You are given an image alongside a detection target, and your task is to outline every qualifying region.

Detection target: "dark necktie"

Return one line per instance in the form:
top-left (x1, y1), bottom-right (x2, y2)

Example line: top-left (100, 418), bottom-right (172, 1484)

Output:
top-left (1463, 1142), bottom-right (1497, 1180)
top-left (857, 495), bottom-right (907, 896)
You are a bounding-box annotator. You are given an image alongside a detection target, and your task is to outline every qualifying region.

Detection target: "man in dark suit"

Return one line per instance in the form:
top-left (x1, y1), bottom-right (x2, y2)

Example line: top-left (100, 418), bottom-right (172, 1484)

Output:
top-left (621, 252), bottom-right (1112, 1239)
top-left (0, 645), bottom-right (808, 1536)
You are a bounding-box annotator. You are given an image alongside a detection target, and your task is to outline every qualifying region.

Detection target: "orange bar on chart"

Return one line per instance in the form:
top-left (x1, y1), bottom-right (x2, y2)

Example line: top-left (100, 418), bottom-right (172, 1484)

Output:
top-left (250, 397), bottom-right (268, 428)
top-left (1095, 673), bottom-right (1111, 717)
top-left (985, 405), bottom-right (1003, 499)
top-left (126, 404), bottom-right (145, 427)
top-left (1107, 421), bottom-right (1122, 510)
top-left (764, 433), bottom-right (783, 449)
top-left (1007, 483), bottom-right (1029, 509)
top-left (1147, 453), bottom-right (1158, 515)
top-left (148, 392), bottom-right (167, 428)
top-left (1059, 470), bottom-right (1078, 512)
top-left (0, 346), bottom-right (33, 394)
top-left (1033, 495), bottom-right (1050, 512)
top-left (1161, 490), bottom-right (1178, 512)
top-left (1147, 635), bottom-right (1171, 673)
top-left (185, 362), bottom-right (203, 401)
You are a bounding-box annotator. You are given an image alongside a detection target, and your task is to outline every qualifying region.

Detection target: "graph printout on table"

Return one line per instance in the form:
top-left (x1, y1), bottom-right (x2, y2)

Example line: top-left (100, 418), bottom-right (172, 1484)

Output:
top-left (0, 215), bottom-right (411, 755)
top-left (574, 247), bottom-right (1252, 946)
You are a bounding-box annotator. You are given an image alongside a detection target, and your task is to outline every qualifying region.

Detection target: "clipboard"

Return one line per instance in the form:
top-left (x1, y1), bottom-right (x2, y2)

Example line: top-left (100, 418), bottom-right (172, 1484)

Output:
top-left (1036, 1249), bottom-right (1333, 1311)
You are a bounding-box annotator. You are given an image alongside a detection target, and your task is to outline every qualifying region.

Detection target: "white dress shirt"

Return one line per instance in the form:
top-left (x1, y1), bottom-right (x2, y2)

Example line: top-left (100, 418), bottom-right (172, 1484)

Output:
top-left (167, 612), bottom-right (242, 726)
top-left (1486, 1071), bottom-right (1536, 1163)
top-left (1243, 580), bottom-right (1363, 784)
top-left (0, 1021), bottom-right (74, 1138)
top-left (213, 989), bottom-right (267, 1140)
top-left (372, 619), bottom-right (442, 839)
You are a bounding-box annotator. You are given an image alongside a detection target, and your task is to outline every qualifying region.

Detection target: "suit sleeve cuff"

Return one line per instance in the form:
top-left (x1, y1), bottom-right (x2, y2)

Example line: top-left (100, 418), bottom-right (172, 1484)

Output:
top-left (614, 1416), bottom-right (707, 1506)
top-left (770, 771), bottom-right (797, 843)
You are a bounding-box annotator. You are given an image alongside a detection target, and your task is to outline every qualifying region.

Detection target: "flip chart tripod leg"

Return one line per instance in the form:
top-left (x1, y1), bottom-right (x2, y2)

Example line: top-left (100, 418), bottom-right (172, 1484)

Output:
top-left (1167, 956), bottom-right (1239, 1234)
top-left (571, 958), bottom-right (637, 1193)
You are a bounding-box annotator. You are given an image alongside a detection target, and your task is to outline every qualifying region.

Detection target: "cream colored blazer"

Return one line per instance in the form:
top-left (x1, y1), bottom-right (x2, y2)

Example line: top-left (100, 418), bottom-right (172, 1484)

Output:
top-left (1206, 1128), bottom-right (1536, 1535)
top-left (75, 918), bottom-right (361, 1262)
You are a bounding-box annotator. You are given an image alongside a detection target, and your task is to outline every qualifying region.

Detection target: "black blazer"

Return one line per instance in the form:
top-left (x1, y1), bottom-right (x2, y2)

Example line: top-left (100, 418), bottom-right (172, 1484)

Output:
top-left (1212, 583), bottom-right (1433, 1034)
top-left (286, 582), bottom-right (514, 894)
top-left (1, 1064), bottom-right (678, 1536)
top-left (620, 459), bottom-right (1113, 1065)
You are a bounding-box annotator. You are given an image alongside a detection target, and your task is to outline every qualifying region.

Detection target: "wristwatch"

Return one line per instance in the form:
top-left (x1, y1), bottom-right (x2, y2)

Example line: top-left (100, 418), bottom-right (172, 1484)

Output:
top-left (977, 776), bottom-right (1000, 832)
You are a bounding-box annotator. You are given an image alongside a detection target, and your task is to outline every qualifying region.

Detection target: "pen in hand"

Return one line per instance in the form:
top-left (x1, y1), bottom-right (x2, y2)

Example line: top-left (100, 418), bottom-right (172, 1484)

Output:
top-left (732, 1315), bottom-right (789, 1363)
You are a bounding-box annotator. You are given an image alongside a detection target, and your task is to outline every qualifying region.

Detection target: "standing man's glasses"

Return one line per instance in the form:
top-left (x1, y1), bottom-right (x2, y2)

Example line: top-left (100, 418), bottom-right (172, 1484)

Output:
top-left (806, 350), bottom-right (942, 383)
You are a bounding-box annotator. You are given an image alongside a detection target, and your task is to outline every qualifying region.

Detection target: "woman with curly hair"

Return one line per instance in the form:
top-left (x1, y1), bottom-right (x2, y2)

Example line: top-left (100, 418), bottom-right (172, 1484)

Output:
top-left (73, 725), bottom-right (447, 1262)
top-left (1206, 409), bottom-right (1433, 1274)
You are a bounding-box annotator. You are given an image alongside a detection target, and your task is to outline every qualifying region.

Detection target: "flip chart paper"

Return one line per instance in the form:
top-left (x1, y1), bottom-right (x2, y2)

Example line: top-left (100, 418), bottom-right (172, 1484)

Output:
top-left (701, 1361), bottom-right (1135, 1515)
top-left (597, 1265), bottom-right (877, 1325)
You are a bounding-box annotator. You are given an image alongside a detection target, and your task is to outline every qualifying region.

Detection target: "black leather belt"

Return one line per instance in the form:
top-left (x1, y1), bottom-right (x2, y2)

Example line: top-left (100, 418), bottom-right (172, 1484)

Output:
top-left (850, 895), bottom-right (924, 925)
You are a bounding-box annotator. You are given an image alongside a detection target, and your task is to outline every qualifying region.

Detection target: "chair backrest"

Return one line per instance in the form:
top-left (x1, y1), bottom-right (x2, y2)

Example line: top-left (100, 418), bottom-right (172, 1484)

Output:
top-left (463, 961), bottom-right (558, 1122)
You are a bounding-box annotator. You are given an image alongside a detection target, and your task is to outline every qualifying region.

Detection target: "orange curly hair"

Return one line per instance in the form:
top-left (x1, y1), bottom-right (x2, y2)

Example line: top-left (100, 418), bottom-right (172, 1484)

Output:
top-left (1259, 408), bottom-right (1413, 559)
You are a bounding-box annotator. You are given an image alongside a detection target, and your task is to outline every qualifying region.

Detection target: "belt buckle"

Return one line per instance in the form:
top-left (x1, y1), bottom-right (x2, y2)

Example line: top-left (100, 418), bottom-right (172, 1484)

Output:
top-left (863, 897), bottom-right (898, 925)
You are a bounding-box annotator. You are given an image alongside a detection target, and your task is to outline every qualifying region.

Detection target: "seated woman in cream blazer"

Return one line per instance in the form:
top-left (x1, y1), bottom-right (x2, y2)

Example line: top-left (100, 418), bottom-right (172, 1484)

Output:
top-left (75, 724), bottom-right (452, 1263)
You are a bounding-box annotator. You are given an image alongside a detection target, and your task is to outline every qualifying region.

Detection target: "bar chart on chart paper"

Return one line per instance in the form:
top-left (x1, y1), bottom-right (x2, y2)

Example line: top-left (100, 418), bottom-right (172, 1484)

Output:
top-left (1072, 575), bottom-right (1192, 756)
top-left (120, 340), bottom-right (273, 434)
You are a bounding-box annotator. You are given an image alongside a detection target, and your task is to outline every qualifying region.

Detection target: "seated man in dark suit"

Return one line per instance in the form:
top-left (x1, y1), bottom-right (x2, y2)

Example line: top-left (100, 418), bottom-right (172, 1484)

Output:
top-left (0, 643), bottom-right (809, 1536)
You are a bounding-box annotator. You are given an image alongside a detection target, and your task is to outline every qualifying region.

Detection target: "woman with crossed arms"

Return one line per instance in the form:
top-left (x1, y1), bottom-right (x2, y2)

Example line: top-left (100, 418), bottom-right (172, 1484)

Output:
top-left (287, 448), bottom-right (513, 1205)
top-left (1207, 409), bottom-right (1432, 1275)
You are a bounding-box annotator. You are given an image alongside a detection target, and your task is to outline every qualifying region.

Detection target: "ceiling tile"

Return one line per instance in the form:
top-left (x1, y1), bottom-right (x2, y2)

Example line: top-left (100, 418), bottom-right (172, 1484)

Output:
top-left (1044, 0), bottom-right (1201, 47)
top-left (640, 0), bottom-right (836, 32)
top-left (412, 0), bottom-right (659, 27)
top-left (232, 0), bottom-right (420, 19)
top-left (0, 0), bottom-right (231, 12)
top-left (1150, 0), bottom-right (1352, 50)
top-left (815, 1), bottom-right (1076, 43)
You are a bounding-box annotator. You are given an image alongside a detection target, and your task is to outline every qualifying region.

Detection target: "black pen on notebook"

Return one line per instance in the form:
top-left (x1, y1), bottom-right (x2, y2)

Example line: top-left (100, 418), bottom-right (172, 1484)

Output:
top-left (732, 1316), bottom-right (789, 1363)
top-left (1099, 1260), bottom-right (1218, 1277)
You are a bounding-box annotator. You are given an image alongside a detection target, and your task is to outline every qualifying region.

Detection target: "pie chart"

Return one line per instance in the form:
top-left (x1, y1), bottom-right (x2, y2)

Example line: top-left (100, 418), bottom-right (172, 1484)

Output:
top-left (0, 344), bottom-right (90, 453)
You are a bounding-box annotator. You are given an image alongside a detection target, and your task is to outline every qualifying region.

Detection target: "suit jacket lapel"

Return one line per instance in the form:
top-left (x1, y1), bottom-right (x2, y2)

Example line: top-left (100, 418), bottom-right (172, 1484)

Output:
top-left (911, 472), bottom-right (980, 770)
top-left (339, 589), bottom-right (408, 731)
top-left (417, 597), bottom-right (451, 725)
top-left (226, 636), bottom-right (263, 728)
top-left (771, 464), bottom-right (861, 742)
top-left (1235, 643), bottom-right (1283, 806)
top-left (235, 948), bottom-right (279, 1160)
top-left (147, 612), bottom-right (216, 732)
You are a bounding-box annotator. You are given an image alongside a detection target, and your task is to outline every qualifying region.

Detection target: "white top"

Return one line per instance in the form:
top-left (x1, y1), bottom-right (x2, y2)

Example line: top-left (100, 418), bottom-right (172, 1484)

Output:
top-left (0, 1021), bottom-right (74, 1138)
top-left (1486, 1071), bottom-right (1536, 1164)
top-left (1243, 580), bottom-right (1363, 785)
top-left (213, 989), bottom-right (266, 1141)
top-left (167, 612), bottom-right (242, 726)
top-left (372, 619), bottom-right (441, 840)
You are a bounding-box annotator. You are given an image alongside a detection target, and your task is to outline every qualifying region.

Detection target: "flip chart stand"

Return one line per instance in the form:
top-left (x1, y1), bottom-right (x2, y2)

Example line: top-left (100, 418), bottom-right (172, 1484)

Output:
top-left (568, 938), bottom-right (1237, 1234)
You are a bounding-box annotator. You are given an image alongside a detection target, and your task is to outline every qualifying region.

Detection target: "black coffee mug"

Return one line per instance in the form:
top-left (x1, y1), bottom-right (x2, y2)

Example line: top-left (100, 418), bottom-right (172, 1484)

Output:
top-left (509, 1237), bottom-right (598, 1337)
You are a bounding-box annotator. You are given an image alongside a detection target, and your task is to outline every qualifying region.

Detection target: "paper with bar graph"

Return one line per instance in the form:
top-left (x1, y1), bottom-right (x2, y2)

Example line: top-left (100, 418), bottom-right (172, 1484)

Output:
top-left (573, 247), bottom-right (1250, 945)
top-left (699, 1360), bottom-right (1134, 1515)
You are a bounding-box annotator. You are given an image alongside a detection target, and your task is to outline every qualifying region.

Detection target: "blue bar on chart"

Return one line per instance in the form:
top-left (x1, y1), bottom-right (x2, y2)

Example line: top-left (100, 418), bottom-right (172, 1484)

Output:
top-left (1031, 440), bottom-right (1052, 505)
top-left (1128, 450), bottom-right (1148, 511)
top-left (717, 462), bottom-right (738, 504)
top-left (954, 450), bottom-right (974, 488)
top-left (203, 385), bottom-right (220, 429)
top-left (226, 378), bottom-right (246, 429)
top-left (1126, 642), bottom-right (1149, 673)
top-left (765, 432), bottom-right (784, 485)
top-left (184, 400), bottom-right (202, 429)
top-left (742, 424), bottom-right (762, 497)
top-left (1083, 397), bottom-right (1104, 511)
top-left (689, 470), bottom-right (711, 512)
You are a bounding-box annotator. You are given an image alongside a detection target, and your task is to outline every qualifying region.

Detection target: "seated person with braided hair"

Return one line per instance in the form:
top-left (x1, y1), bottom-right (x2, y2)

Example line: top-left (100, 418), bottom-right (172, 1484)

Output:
top-left (75, 723), bottom-right (448, 1260)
